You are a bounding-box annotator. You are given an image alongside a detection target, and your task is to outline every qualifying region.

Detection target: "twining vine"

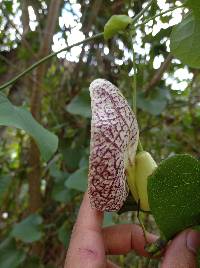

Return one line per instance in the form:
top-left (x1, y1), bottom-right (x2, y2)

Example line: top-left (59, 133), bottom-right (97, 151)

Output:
top-left (0, 1), bottom-right (184, 91)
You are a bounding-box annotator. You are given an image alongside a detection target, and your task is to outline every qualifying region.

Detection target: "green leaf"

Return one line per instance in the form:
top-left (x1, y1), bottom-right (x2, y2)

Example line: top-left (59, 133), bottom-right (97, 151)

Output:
top-left (65, 167), bottom-right (88, 192)
top-left (0, 238), bottom-right (25, 268)
top-left (185, 0), bottom-right (200, 15)
top-left (104, 15), bottom-right (132, 40)
top-left (52, 183), bottom-right (71, 203)
top-left (49, 164), bottom-right (76, 203)
top-left (66, 90), bottom-right (91, 118)
top-left (79, 155), bottom-right (89, 168)
top-left (12, 214), bottom-right (43, 243)
top-left (148, 154), bottom-right (200, 240)
top-left (3, 1), bottom-right (13, 13)
top-left (62, 147), bottom-right (84, 171)
top-left (137, 88), bottom-right (169, 115)
top-left (22, 256), bottom-right (44, 268)
top-left (0, 94), bottom-right (58, 161)
top-left (50, 164), bottom-right (69, 183)
top-left (58, 222), bottom-right (71, 247)
top-left (0, 175), bottom-right (12, 205)
top-left (170, 13), bottom-right (200, 68)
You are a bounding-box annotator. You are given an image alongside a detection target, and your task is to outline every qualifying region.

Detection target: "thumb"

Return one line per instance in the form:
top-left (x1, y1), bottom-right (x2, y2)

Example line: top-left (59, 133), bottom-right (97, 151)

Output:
top-left (162, 229), bottom-right (200, 268)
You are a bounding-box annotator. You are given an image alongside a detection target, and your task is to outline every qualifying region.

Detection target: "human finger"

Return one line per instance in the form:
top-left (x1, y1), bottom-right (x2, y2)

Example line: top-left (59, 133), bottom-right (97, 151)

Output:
top-left (103, 224), bottom-right (158, 257)
top-left (65, 192), bottom-right (105, 268)
top-left (162, 229), bottom-right (200, 268)
top-left (75, 192), bottom-right (104, 232)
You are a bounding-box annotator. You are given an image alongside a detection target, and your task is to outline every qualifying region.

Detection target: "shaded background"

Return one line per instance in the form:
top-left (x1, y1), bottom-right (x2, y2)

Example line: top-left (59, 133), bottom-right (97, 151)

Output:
top-left (0, 0), bottom-right (199, 267)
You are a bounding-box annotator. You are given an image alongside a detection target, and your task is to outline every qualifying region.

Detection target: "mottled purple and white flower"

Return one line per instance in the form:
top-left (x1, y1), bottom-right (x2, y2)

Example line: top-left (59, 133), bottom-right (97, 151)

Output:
top-left (88, 79), bottom-right (139, 212)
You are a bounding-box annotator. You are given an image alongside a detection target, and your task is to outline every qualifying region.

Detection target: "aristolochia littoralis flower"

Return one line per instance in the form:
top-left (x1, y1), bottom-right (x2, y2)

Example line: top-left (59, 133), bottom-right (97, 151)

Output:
top-left (88, 79), bottom-right (139, 211)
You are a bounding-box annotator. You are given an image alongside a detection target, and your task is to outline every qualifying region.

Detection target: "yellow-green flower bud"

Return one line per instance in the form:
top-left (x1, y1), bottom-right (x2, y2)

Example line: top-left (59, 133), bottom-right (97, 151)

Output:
top-left (135, 151), bottom-right (157, 211)
top-left (127, 151), bottom-right (157, 211)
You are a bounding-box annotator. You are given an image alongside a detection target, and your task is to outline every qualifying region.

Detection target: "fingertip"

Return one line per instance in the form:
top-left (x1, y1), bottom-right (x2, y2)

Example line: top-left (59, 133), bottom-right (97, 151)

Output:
top-left (162, 229), bottom-right (200, 268)
top-left (186, 229), bottom-right (200, 255)
top-left (76, 192), bottom-right (104, 232)
top-left (65, 192), bottom-right (105, 268)
top-left (103, 224), bottom-right (158, 257)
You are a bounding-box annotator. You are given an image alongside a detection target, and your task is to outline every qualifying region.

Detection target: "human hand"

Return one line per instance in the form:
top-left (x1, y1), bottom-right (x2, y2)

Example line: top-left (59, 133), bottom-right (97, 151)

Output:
top-left (64, 193), bottom-right (200, 268)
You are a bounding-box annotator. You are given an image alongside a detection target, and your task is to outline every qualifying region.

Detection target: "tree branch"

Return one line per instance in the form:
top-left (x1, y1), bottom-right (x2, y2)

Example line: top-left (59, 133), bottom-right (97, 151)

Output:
top-left (0, 33), bottom-right (103, 91)
top-left (143, 53), bottom-right (173, 92)
top-left (0, 0), bottom-right (156, 91)
top-left (21, 0), bottom-right (30, 36)
top-left (73, 0), bottom-right (103, 83)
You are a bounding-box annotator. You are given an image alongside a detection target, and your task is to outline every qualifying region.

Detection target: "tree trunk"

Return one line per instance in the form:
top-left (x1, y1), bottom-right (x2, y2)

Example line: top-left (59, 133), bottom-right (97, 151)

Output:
top-left (28, 0), bottom-right (61, 213)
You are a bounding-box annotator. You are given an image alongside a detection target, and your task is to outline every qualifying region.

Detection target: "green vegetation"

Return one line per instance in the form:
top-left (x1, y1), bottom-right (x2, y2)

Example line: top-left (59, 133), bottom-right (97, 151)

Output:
top-left (0, 0), bottom-right (200, 267)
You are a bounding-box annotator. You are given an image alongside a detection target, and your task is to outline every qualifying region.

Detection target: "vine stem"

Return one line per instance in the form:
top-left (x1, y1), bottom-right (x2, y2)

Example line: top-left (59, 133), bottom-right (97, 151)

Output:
top-left (130, 31), bottom-right (144, 152)
top-left (131, 0), bottom-right (154, 23)
top-left (136, 4), bottom-right (185, 28)
top-left (137, 200), bottom-right (148, 244)
top-left (130, 0), bottom-right (155, 152)
top-left (0, 0), bottom-right (184, 91)
top-left (0, 33), bottom-right (103, 90)
top-left (129, 3), bottom-right (184, 154)
top-left (138, 140), bottom-right (144, 152)
top-left (130, 0), bottom-right (154, 113)
top-left (131, 32), bottom-right (137, 115)
top-left (0, 0), bottom-right (154, 91)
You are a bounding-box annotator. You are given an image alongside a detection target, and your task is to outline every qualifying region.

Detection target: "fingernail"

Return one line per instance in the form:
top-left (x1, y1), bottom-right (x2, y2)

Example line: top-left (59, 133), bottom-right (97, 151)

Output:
top-left (186, 230), bottom-right (200, 254)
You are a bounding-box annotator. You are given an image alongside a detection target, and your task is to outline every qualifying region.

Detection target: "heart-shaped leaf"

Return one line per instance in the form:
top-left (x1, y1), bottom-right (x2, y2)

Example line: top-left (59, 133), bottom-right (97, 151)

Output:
top-left (104, 15), bottom-right (132, 40)
top-left (66, 90), bottom-right (91, 118)
top-left (170, 13), bottom-right (200, 69)
top-left (0, 93), bottom-right (58, 161)
top-left (65, 167), bottom-right (88, 192)
top-left (137, 88), bottom-right (169, 115)
top-left (148, 154), bottom-right (200, 240)
top-left (12, 214), bottom-right (43, 243)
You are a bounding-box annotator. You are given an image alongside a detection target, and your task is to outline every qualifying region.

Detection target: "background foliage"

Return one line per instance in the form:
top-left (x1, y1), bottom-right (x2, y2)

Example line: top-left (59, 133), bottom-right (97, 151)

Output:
top-left (0, 0), bottom-right (199, 267)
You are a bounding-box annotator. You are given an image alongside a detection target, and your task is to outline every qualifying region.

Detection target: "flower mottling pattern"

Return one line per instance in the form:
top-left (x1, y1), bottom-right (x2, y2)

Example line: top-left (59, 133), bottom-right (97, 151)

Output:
top-left (88, 79), bottom-right (139, 211)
